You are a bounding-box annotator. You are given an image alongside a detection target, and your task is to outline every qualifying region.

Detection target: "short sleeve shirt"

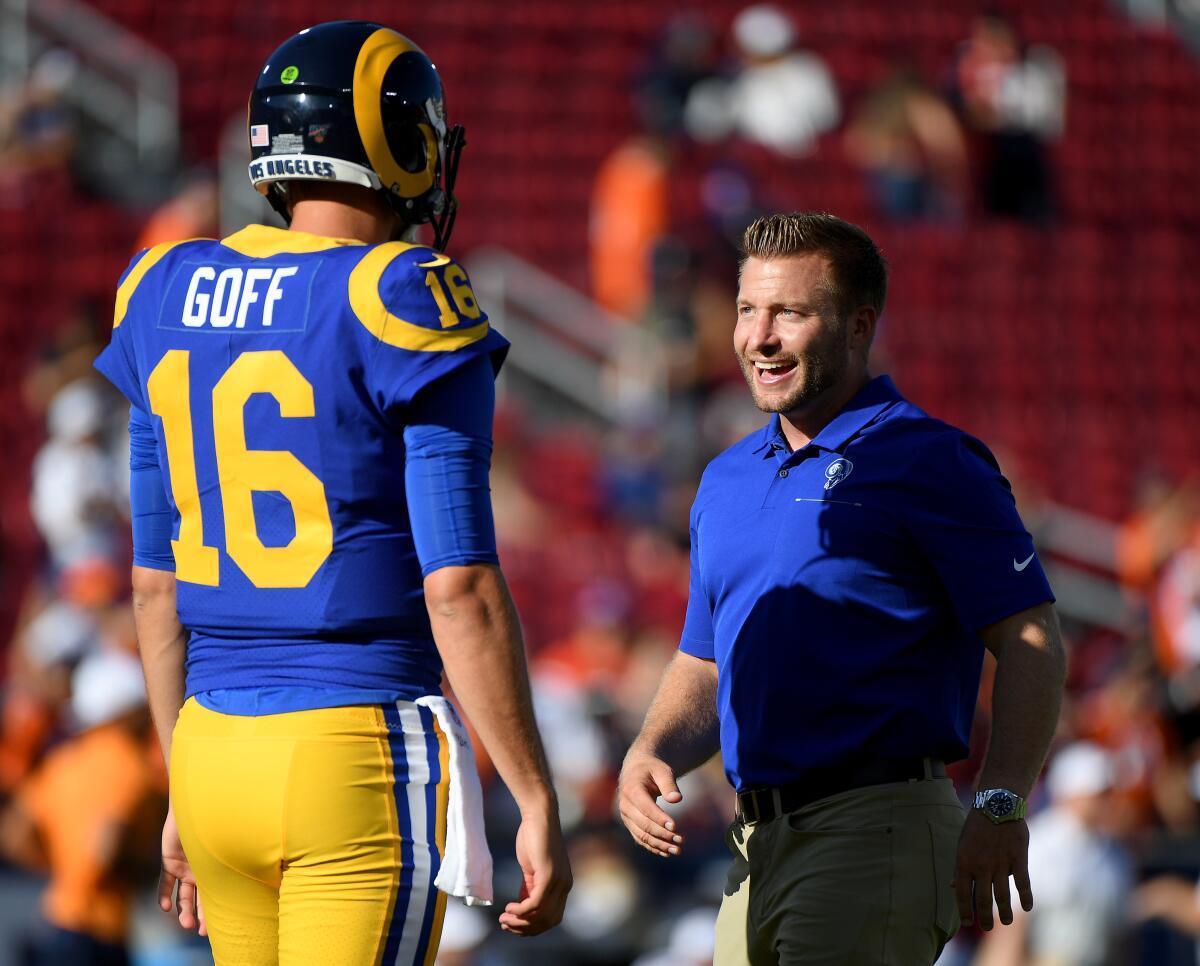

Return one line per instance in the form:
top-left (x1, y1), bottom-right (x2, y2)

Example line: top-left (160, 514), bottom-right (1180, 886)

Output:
top-left (19, 724), bottom-right (157, 942)
top-left (681, 375), bottom-right (1054, 791)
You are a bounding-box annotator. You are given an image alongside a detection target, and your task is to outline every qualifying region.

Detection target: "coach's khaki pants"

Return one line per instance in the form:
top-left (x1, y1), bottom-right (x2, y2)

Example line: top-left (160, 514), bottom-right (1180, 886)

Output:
top-left (715, 777), bottom-right (964, 966)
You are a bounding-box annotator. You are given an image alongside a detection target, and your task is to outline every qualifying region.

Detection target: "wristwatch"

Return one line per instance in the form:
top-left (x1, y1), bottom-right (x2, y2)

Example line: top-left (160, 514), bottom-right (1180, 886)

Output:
top-left (974, 788), bottom-right (1027, 824)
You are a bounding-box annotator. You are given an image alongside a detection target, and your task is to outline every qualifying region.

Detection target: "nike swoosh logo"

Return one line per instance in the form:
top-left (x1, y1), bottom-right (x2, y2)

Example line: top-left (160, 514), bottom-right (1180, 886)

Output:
top-left (1013, 552), bottom-right (1036, 572)
top-left (417, 253), bottom-right (451, 268)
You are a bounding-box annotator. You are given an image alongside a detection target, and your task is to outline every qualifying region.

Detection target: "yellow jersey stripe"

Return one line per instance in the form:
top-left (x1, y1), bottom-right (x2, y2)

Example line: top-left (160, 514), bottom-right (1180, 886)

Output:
top-left (220, 224), bottom-right (366, 257)
top-left (112, 239), bottom-right (197, 329)
top-left (348, 243), bottom-right (490, 352)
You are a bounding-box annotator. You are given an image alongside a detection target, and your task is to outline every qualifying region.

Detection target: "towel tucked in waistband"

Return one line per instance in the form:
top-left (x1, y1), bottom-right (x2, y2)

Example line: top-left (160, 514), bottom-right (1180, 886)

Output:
top-left (416, 695), bottom-right (494, 906)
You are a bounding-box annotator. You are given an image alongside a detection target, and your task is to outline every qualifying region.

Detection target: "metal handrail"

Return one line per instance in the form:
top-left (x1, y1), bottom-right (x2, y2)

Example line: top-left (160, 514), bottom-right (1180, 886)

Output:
top-left (468, 246), bottom-right (666, 425)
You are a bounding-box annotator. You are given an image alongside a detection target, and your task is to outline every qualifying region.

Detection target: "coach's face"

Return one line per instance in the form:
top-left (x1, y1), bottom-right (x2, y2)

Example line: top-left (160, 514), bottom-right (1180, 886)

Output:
top-left (735, 254), bottom-right (861, 417)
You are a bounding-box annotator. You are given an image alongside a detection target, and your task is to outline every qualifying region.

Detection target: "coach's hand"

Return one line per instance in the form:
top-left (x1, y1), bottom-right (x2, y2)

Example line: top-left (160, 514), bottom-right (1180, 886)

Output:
top-left (953, 809), bottom-right (1032, 931)
top-left (618, 750), bottom-right (684, 858)
top-left (498, 808), bottom-right (572, 936)
top-left (160, 805), bottom-right (206, 937)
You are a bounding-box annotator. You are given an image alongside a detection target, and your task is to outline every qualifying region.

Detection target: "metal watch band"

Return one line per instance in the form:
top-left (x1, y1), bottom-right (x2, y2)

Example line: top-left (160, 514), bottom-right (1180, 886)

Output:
top-left (974, 788), bottom-right (1027, 823)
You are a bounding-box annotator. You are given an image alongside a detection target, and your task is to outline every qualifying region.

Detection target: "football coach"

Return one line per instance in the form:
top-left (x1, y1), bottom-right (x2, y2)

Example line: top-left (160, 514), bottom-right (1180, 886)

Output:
top-left (619, 212), bottom-right (1066, 965)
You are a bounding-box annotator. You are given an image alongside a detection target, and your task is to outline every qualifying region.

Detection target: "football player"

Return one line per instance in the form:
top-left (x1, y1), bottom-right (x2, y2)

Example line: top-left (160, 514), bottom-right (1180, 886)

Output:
top-left (94, 20), bottom-right (570, 966)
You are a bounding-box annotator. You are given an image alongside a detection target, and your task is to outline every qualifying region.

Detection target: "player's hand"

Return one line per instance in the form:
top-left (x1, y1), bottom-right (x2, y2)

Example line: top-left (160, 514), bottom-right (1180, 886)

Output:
top-left (160, 805), bottom-right (207, 937)
top-left (953, 809), bottom-right (1032, 931)
top-left (617, 749), bottom-right (683, 858)
top-left (498, 808), bottom-right (572, 936)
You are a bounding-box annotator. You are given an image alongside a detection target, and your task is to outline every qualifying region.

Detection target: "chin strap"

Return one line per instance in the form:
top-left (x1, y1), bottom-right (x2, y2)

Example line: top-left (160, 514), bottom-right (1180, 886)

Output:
top-left (266, 183), bottom-right (293, 225)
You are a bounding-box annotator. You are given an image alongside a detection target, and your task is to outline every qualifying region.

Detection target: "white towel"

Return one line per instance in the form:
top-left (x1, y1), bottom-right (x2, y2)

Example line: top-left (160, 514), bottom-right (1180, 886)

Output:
top-left (416, 695), bottom-right (494, 906)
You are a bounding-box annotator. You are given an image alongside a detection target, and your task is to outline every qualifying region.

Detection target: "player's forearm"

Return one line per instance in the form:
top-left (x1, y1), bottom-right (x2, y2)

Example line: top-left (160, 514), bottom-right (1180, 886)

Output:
top-left (424, 564), bottom-right (557, 817)
top-left (978, 603), bottom-right (1067, 796)
top-left (131, 565), bottom-right (188, 763)
top-left (629, 651), bottom-right (721, 778)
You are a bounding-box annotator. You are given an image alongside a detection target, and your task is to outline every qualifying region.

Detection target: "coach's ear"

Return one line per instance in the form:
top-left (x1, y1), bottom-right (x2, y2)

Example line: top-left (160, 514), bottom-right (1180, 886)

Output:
top-left (849, 304), bottom-right (878, 357)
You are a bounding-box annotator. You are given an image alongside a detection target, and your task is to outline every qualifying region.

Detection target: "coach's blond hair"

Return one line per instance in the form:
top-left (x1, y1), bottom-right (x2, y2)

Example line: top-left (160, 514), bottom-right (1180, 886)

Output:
top-left (740, 213), bottom-right (888, 319)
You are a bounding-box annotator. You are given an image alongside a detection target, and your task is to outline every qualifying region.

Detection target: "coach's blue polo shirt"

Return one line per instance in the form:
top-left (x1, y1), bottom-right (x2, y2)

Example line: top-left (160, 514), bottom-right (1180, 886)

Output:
top-left (680, 375), bottom-right (1054, 792)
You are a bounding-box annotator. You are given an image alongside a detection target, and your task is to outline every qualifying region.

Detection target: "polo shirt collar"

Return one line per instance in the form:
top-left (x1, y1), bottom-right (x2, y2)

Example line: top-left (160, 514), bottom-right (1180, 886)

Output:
top-left (750, 375), bottom-right (903, 458)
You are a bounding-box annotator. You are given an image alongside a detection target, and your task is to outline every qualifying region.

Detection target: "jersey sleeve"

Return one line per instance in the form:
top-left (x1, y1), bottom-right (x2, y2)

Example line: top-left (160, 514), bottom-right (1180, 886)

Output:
top-left (93, 250), bottom-right (153, 409)
top-left (128, 406), bottom-right (175, 572)
top-left (679, 498), bottom-right (716, 659)
top-left (904, 431), bottom-right (1055, 631)
top-left (403, 354), bottom-right (499, 576)
top-left (355, 244), bottom-right (509, 428)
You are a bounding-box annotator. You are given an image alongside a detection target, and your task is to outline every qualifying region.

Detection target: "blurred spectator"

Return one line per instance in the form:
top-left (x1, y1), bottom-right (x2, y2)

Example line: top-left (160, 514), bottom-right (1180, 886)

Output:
top-left (589, 114), bottom-right (671, 319)
top-left (1075, 656), bottom-right (1192, 835)
top-left (433, 901), bottom-right (493, 966)
top-left (558, 831), bottom-right (641, 957)
top-left (22, 302), bottom-right (108, 419)
top-left (631, 905), bottom-right (717, 966)
top-left (533, 581), bottom-right (633, 827)
top-left (1134, 873), bottom-right (1200, 952)
top-left (604, 422), bottom-right (667, 527)
top-left (977, 742), bottom-right (1134, 966)
top-left (1116, 477), bottom-right (1200, 597)
top-left (845, 66), bottom-right (969, 222)
top-left (0, 649), bottom-right (161, 966)
top-left (1153, 532), bottom-right (1200, 701)
top-left (30, 379), bottom-right (122, 570)
top-left (685, 4), bottom-right (840, 157)
top-left (636, 15), bottom-right (721, 139)
top-left (0, 49), bottom-right (78, 202)
top-left (0, 600), bottom-right (99, 794)
top-left (134, 171), bottom-right (219, 250)
top-left (950, 12), bottom-right (1065, 222)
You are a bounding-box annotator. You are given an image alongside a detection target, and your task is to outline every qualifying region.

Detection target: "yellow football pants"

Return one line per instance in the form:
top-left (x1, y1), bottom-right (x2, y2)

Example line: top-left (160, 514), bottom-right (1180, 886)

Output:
top-left (171, 697), bottom-right (450, 966)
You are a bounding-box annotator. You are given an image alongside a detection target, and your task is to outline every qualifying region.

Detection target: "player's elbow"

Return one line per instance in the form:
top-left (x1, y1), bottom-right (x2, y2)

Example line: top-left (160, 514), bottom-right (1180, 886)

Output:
top-left (423, 562), bottom-right (504, 622)
top-left (131, 565), bottom-right (176, 607)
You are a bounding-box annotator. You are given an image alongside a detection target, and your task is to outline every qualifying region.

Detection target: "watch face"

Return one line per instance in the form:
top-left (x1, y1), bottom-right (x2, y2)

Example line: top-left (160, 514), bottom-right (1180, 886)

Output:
top-left (986, 792), bottom-right (1016, 818)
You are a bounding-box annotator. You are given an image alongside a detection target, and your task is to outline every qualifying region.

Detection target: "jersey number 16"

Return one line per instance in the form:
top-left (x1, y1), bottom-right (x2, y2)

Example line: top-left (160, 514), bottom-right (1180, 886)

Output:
top-left (147, 349), bottom-right (333, 588)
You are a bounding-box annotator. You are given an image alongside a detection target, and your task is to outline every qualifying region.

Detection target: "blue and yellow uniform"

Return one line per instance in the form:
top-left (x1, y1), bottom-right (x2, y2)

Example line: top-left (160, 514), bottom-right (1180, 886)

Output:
top-left (95, 223), bottom-right (507, 965)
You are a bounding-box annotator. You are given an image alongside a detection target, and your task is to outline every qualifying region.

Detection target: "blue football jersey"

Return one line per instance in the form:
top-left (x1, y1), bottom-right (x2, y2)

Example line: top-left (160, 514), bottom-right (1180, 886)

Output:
top-left (94, 225), bottom-right (508, 697)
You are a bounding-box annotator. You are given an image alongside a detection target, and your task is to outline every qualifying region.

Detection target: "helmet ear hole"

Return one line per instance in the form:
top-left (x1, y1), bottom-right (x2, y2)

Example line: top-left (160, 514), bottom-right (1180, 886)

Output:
top-left (385, 123), bottom-right (427, 175)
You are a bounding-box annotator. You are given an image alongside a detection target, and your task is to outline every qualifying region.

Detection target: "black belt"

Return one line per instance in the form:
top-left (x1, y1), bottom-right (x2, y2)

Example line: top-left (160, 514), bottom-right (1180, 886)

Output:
top-left (735, 757), bottom-right (947, 825)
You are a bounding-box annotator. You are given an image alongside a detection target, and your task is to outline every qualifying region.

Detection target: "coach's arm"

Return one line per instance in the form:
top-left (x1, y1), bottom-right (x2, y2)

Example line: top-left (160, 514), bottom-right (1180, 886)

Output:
top-left (618, 651), bottom-right (721, 858)
top-left (424, 562), bottom-right (571, 937)
top-left (954, 601), bottom-right (1066, 932)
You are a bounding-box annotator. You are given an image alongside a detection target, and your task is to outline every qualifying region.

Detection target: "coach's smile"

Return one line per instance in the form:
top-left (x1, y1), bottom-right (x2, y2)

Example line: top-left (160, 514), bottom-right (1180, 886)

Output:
top-left (754, 359), bottom-right (798, 386)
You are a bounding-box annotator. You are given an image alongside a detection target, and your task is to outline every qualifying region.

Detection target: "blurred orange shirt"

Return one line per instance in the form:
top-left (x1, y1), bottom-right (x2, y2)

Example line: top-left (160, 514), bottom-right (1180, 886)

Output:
top-left (0, 689), bottom-right (57, 794)
top-left (589, 137), bottom-right (668, 319)
top-left (18, 722), bottom-right (157, 943)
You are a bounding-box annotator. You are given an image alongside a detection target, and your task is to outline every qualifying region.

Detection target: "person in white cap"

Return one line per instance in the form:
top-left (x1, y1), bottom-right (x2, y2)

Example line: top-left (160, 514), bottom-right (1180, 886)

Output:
top-left (30, 378), bottom-right (120, 569)
top-left (0, 648), bottom-right (160, 966)
top-left (685, 4), bottom-right (840, 157)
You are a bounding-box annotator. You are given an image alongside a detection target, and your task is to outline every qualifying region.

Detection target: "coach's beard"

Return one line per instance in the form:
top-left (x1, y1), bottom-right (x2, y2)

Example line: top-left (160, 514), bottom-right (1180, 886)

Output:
top-left (740, 345), bottom-right (849, 416)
